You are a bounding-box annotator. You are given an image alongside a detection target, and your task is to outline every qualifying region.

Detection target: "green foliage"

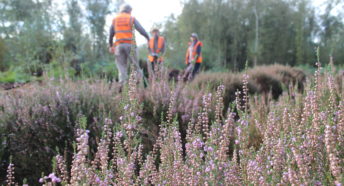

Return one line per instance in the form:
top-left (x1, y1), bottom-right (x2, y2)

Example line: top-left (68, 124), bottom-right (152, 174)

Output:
top-left (163, 0), bottom-right (344, 70)
top-left (0, 68), bottom-right (32, 83)
top-left (0, 38), bottom-right (8, 71)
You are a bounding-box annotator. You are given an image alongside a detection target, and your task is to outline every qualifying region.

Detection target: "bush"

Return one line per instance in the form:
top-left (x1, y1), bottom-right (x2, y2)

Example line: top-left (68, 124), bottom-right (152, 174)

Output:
top-left (0, 68), bottom-right (32, 84)
top-left (5, 65), bottom-right (340, 186)
top-left (0, 80), bottom-right (121, 184)
top-left (247, 70), bottom-right (283, 100)
top-left (2, 64), bottom-right (342, 186)
top-left (252, 64), bottom-right (306, 91)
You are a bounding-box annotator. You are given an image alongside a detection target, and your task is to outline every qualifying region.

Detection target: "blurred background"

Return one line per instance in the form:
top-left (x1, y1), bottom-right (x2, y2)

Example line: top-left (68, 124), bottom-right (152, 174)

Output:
top-left (0, 0), bottom-right (343, 83)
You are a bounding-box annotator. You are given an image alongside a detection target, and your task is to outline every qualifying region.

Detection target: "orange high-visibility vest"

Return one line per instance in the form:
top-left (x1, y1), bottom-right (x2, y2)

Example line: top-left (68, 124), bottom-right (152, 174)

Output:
top-left (185, 41), bottom-right (203, 64)
top-left (113, 13), bottom-right (135, 45)
top-left (148, 36), bottom-right (165, 62)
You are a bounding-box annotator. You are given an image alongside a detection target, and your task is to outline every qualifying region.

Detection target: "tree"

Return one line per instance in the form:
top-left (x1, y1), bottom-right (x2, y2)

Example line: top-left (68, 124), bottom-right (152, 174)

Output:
top-left (0, 37), bottom-right (7, 71)
top-left (82, 0), bottom-right (112, 59)
top-left (319, 0), bottom-right (344, 64)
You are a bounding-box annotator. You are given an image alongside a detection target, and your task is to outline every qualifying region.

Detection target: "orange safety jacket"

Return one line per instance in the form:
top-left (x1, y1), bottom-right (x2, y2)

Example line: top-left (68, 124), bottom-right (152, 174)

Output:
top-left (148, 36), bottom-right (165, 62)
top-left (113, 13), bottom-right (135, 46)
top-left (185, 41), bottom-right (203, 64)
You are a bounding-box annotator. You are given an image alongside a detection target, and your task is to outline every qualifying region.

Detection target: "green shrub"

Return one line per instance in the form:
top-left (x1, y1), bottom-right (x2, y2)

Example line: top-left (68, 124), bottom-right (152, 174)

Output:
top-left (0, 68), bottom-right (32, 83)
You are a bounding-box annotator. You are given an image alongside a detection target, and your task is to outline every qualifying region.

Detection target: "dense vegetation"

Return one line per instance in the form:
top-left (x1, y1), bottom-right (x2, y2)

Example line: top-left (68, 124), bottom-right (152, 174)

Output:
top-left (0, 0), bottom-right (343, 185)
top-left (1, 64), bottom-right (344, 185)
top-left (163, 0), bottom-right (344, 70)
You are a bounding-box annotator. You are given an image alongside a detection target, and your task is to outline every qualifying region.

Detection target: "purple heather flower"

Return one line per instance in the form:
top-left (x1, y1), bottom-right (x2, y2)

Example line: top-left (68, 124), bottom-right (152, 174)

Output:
top-left (173, 131), bottom-right (180, 138)
top-left (192, 138), bottom-right (204, 149)
top-left (334, 181), bottom-right (342, 186)
top-left (185, 143), bottom-right (190, 149)
top-left (116, 131), bottom-right (123, 138)
top-left (239, 119), bottom-right (248, 126)
top-left (39, 178), bottom-right (44, 183)
top-left (129, 163), bottom-right (136, 170)
top-left (314, 181), bottom-right (322, 186)
top-left (126, 124), bottom-right (133, 130)
top-left (107, 171), bottom-right (114, 179)
top-left (124, 104), bottom-right (129, 110)
top-left (136, 115), bottom-right (142, 121)
top-left (117, 158), bottom-right (124, 165)
top-left (319, 111), bottom-right (327, 121)
top-left (52, 177), bottom-right (61, 183)
top-left (48, 173), bottom-right (55, 179)
top-left (209, 160), bottom-right (215, 169)
top-left (236, 127), bottom-right (242, 136)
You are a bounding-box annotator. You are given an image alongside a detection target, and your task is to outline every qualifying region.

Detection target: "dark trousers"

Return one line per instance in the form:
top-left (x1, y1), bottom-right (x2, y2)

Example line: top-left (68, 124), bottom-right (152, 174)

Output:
top-left (185, 63), bottom-right (201, 81)
top-left (192, 63), bottom-right (201, 78)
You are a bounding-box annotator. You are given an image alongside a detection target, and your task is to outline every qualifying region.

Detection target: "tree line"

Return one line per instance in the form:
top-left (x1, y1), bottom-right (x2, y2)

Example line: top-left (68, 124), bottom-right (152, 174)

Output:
top-left (163, 0), bottom-right (344, 70)
top-left (0, 0), bottom-right (343, 75)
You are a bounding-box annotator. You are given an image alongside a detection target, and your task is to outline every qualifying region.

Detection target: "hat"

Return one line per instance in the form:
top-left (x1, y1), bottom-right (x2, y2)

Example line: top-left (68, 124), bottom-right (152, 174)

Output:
top-left (120, 4), bottom-right (132, 13)
top-left (191, 33), bottom-right (198, 39)
top-left (151, 28), bottom-right (159, 33)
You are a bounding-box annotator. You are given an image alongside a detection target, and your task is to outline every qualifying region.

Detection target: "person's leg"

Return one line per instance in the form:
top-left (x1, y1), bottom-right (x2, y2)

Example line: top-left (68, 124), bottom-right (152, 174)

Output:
top-left (115, 44), bottom-right (129, 84)
top-left (127, 45), bottom-right (144, 81)
top-left (147, 59), bottom-right (154, 80)
top-left (191, 63), bottom-right (201, 80)
top-left (183, 63), bottom-right (193, 81)
top-left (152, 61), bottom-right (156, 72)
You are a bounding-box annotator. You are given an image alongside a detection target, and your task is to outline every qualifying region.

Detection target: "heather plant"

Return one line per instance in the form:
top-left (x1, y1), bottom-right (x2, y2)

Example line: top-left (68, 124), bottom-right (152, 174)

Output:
top-left (1, 64), bottom-right (344, 185)
top-left (0, 79), bottom-right (122, 183)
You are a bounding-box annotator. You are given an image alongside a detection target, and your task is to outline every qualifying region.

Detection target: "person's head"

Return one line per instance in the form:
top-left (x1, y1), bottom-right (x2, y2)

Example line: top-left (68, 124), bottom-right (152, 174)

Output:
top-left (120, 4), bottom-right (132, 13)
top-left (190, 33), bottom-right (198, 42)
top-left (151, 28), bottom-right (160, 37)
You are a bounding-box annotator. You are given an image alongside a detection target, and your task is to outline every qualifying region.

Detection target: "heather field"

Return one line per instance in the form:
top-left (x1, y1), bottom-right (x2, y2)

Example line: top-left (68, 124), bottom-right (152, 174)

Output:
top-left (0, 64), bottom-right (343, 185)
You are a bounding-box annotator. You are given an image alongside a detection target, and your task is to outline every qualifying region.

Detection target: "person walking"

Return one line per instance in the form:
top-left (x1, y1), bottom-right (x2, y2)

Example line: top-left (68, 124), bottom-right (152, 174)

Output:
top-left (147, 28), bottom-right (166, 76)
top-left (108, 4), bottom-right (150, 85)
top-left (184, 33), bottom-right (203, 81)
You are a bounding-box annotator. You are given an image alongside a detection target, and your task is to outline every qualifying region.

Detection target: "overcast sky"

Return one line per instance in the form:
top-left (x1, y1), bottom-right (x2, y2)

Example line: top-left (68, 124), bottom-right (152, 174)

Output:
top-left (54, 0), bottom-right (341, 46)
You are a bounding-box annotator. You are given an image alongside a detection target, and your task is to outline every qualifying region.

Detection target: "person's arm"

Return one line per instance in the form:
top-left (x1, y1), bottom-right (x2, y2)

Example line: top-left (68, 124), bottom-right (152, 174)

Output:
top-left (161, 38), bottom-right (166, 55)
top-left (196, 44), bottom-right (201, 56)
top-left (194, 44), bottom-right (202, 61)
top-left (109, 24), bottom-right (115, 47)
top-left (133, 19), bottom-right (149, 41)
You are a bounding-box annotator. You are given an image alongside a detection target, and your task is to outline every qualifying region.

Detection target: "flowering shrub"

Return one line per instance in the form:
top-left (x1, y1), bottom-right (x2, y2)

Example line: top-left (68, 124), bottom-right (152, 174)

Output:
top-left (1, 64), bottom-right (343, 185)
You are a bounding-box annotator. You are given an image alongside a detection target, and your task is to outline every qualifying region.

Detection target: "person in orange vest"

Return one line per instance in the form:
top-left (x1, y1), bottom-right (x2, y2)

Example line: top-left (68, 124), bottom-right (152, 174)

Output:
top-left (108, 4), bottom-right (150, 84)
top-left (147, 28), bottom-right (166, 75)
top-left (185, 33), bottom-right (203, 80)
